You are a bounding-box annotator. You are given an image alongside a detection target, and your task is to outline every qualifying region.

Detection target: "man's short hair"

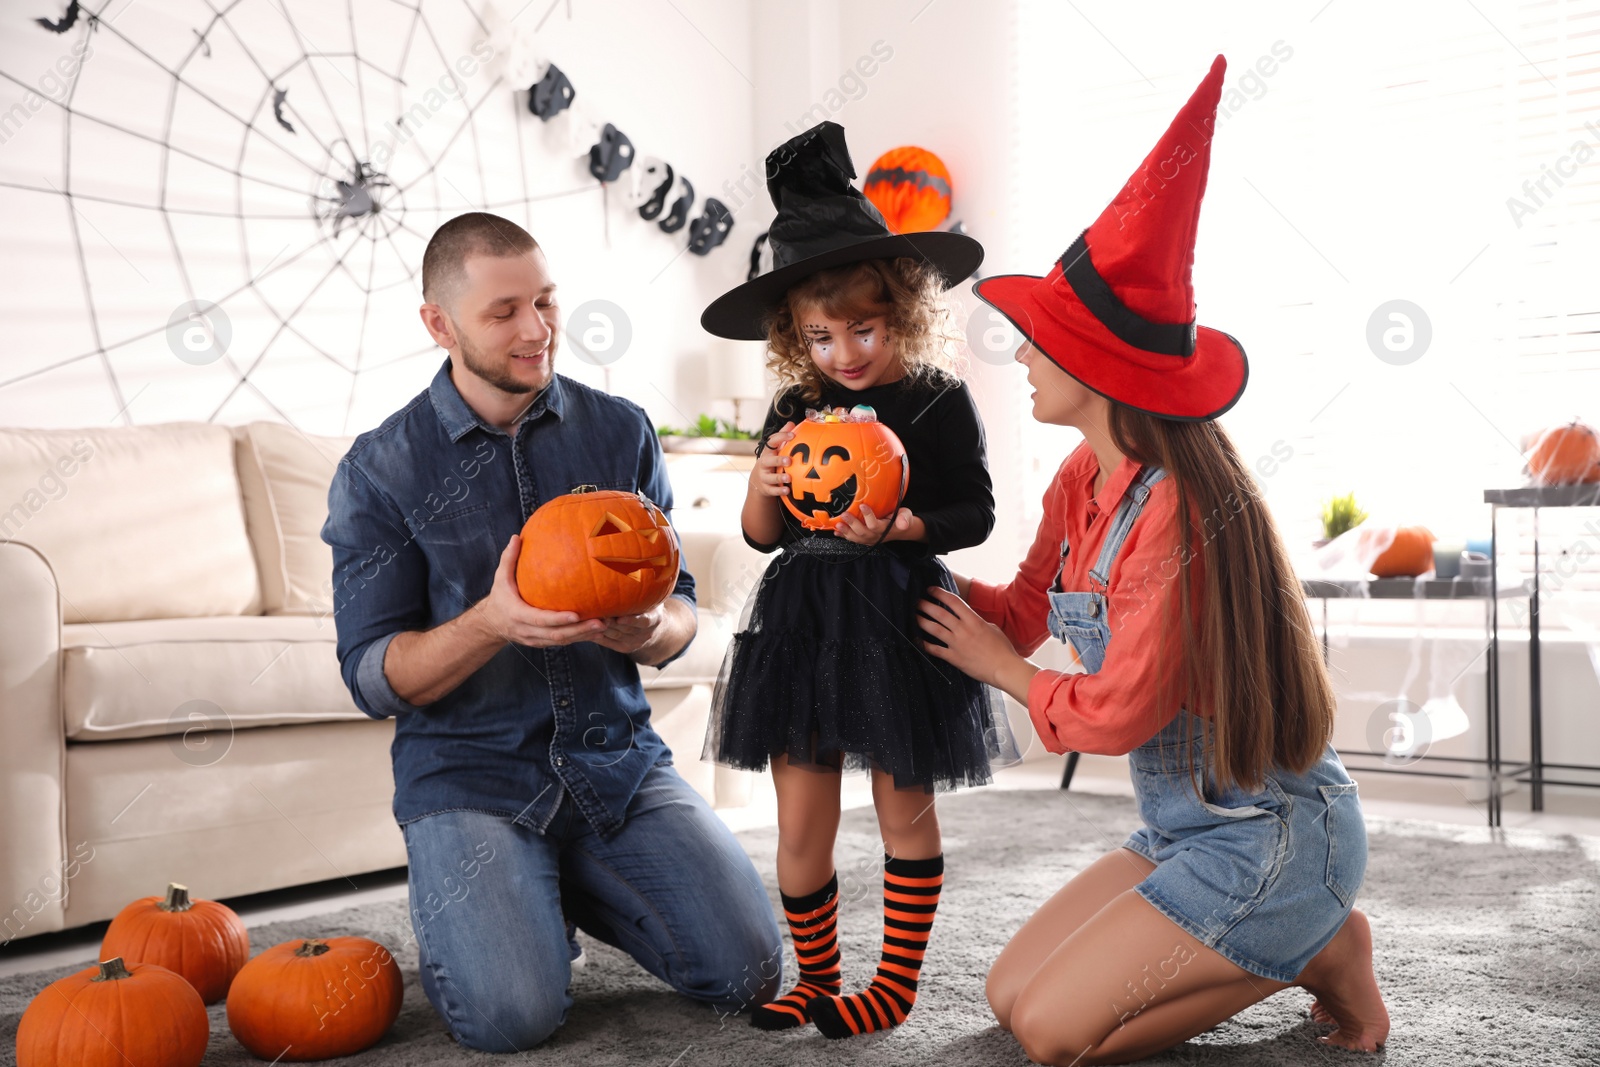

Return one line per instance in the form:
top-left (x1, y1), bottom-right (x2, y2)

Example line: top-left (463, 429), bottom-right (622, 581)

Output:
top-left (421, 212), bottom-right (540, 312)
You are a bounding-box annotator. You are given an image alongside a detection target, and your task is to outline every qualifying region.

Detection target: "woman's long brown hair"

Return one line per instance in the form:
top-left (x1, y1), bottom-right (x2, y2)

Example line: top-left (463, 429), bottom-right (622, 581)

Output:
top-left (1108, 406), bottom-right (1336, 791)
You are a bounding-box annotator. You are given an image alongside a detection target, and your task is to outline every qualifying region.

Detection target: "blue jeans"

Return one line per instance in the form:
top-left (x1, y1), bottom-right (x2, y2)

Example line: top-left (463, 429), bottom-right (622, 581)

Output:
top-left (401, 764), bottom-right (782, 1052)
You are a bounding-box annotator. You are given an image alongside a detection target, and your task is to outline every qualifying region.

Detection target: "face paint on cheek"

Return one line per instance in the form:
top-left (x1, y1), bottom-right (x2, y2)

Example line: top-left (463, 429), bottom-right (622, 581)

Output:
top-left (804, 329), bottom-right (834, 360)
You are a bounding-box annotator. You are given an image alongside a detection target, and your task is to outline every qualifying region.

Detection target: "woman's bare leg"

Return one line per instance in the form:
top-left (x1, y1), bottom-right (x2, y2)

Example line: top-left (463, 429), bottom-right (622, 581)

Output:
top-left (986, 847), bottom-right (1157, 1030)
top-left (770, 754), bottom-right (842, 894)
top-left (1294, 908), bottom-right (1389, 1052)
top-left (1009, 892), bottom-right (1389, 1065)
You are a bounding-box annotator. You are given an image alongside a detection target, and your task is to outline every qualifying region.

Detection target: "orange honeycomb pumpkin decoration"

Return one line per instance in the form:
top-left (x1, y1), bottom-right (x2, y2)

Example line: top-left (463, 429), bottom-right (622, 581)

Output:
top-left (863, 145), bottom-right (953, 234)
top-left (516, 487), bottom-right (681, 619)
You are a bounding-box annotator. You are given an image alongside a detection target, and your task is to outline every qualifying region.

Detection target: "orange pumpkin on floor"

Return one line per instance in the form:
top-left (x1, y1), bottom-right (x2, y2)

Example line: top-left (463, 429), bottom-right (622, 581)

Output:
top-left (1371, 526), bottom-right (1436, 577)
top-left (1526, 420), bottom-right (1600, 485)
top-left (100, 882), bottom-right (249, 1004)
top-left (17, 956), bottom-right (208, 1067)
top-left (778, 411), bottom-right (909, 532)
top-left (864, 145), bottom-right (953, 234)
top-left (516, 487), bottom-right (681, 619)
top-left (226, 937), bottom-right (403, 1061)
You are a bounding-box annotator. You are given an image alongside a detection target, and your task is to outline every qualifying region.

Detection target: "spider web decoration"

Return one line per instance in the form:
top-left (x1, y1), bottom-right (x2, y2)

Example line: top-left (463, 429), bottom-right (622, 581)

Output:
top-left (0, 0), bottom-right (621, 434)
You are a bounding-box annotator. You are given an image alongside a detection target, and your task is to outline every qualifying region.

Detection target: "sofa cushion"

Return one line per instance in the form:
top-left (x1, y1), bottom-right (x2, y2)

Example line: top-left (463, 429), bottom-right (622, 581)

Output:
top-left (0, 424), bottom-right (260, 622)
top-left (236, 422), bottom-right (352, 615)
top-left (62, 615), bottom-right (364, 741)
top-left (646, 609), bottom-right (730, 688)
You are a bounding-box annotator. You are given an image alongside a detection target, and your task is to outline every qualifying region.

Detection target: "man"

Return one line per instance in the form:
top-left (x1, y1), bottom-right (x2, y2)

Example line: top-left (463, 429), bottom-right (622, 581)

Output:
top-left (323, 211), bottom-right (781, 1052)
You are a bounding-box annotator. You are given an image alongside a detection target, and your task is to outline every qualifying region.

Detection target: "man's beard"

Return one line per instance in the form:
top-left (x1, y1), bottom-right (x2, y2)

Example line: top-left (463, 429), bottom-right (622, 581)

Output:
top-left (456, 324), bottom-right (554, 395)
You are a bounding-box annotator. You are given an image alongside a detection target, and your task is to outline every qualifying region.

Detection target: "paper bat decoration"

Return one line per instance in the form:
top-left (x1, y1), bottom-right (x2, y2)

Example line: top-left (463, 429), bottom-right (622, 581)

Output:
top-left (36, 0), bottom-right (81, 33)
top-left (273, 87), bottom-right (295, 134)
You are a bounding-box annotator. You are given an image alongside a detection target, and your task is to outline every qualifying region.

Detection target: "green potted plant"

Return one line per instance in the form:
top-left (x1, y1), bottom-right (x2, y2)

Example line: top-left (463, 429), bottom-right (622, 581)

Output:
top-left (657, 414), bottom-right (759, 455)
top-left (1316, 491), bottom-right (1368, 548)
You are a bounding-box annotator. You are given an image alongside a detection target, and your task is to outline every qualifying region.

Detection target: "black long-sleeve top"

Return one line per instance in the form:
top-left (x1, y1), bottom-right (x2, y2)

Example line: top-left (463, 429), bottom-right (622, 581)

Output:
top-left (745, 371), bottom-right (995, 557)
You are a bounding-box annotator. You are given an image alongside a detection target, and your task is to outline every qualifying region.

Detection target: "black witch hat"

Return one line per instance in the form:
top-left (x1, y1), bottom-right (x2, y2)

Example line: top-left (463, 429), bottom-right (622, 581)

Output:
top-left (700, 122), bottom-right (983, 341)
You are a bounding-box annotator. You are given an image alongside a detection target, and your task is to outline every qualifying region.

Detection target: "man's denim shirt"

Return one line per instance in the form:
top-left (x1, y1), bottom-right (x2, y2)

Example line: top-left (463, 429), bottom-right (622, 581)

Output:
top-left (322, 361), bottom-right (695, 839)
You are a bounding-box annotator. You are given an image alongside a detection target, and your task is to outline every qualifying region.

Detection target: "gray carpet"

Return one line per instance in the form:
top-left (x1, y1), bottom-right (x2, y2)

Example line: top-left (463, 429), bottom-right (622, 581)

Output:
top-left (5, 789), bottom-right (1599, 1065)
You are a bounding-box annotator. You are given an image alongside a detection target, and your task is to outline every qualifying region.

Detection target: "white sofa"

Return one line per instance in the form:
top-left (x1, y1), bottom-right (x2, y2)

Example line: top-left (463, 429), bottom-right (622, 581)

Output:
top-left (0, 422), bottom-right (764, 943)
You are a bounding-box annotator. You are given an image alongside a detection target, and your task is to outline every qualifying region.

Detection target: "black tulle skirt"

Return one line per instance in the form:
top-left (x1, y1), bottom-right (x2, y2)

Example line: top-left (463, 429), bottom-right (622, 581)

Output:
top-left (703, 535), bottom-right (1020, 792)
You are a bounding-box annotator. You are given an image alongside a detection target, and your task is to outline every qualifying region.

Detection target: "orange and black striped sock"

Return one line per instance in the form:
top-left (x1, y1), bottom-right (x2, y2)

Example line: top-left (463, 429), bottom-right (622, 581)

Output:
top-left (811, 853), bottom-right (943, 1039)
top-left (750, 873), bottom-right (842, 1031)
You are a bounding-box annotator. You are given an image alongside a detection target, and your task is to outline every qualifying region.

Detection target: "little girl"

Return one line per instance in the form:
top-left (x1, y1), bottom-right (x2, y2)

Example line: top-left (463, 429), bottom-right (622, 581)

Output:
top-left (916, 58), bottom-right (1389, 1063)
top-left (700, 121), bottom-right (1015, 1039)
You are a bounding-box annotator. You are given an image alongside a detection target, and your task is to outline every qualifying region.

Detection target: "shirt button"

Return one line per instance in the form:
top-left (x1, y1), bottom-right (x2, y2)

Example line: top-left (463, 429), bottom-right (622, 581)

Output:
top-left (556, 697), bottom-right (570, 708)
top-left (553, 754), bottom-right (567, 767)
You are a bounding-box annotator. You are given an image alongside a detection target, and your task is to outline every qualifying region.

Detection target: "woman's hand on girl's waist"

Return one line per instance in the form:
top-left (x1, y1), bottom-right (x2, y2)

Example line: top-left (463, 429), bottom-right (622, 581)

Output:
top-left (917, 585), bottom-right (1039, 705)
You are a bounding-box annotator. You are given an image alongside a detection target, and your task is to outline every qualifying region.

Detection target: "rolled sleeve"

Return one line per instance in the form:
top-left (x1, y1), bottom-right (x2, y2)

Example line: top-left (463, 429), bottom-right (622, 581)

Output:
top-left (648, 592), bottom-right (698, 670)
top-left (322, 456), bottom-right (431, 719)
top-left (637, 408), bottom-right (697, 669)
top-left (352, 631), bottom-right (426, 719)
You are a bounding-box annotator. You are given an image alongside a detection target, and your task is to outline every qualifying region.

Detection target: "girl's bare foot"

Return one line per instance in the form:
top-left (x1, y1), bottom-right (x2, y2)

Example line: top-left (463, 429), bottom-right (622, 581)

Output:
top-left (1294, 909), bottom-right (1389, 1052)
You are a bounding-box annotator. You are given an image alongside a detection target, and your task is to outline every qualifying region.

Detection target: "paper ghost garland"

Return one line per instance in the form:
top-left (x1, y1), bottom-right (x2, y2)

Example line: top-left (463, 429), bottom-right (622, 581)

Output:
top-left (658, 174), bottom-right (695, 233)
top-left (629, 157), bottom-right (675, 220)
top-left (529, 63), bottom-right (576, 120)
top-left (515, 52), bottom-right (733, 255)
top-left (747, 230), bottom-right (772, 281)
top-left (688, 198), bottom-right (733, 256)
top-left (587, 123), bottom-right (634, 182)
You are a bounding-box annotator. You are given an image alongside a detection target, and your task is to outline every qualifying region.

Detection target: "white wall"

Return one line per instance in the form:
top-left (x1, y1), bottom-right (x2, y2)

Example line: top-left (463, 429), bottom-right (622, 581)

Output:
top-left (751, 0), bottom-right (1033, 583)
top-left (0, 0), bottom-right (755, 436)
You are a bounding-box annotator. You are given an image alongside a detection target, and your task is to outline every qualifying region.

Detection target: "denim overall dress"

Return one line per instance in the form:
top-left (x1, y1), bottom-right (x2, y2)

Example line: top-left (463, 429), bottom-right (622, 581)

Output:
top-left (1048, 465), bottom-right (1367, 983)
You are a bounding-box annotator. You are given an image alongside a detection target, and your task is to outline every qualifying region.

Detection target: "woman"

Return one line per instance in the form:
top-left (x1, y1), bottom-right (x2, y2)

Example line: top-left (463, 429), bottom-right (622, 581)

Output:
top-left (916, 56), bottom-right (1389, 1063)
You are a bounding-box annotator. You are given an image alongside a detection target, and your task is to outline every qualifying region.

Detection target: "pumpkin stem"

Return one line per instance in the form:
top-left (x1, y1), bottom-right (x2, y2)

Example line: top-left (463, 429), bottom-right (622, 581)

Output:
top-left (572, 484), bottom-right (598, 494)
top-left (159, 883), bottom-right (192, 912)
top-left (93, 957), bottom-right (134, 982)
top-left (296, 939), bottom-right (332, 957)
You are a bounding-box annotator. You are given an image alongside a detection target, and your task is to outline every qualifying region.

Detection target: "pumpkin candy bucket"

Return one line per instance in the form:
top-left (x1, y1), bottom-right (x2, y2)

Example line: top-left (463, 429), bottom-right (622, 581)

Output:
top-left (516, 487), bottom-right (681, 619)
top-left (778, 406), bottom-right (909, 532)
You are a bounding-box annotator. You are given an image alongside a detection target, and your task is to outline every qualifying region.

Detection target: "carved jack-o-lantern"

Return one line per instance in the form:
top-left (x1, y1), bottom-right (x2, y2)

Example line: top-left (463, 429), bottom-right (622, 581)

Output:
top-left (778, 411), bottom-right (909, 531)
top-left (516, 487), bottom-right (681, 619)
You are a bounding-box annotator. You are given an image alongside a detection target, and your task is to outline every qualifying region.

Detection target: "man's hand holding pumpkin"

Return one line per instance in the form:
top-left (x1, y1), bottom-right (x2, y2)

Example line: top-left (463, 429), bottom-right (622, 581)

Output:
top-left (476, 534), bottom-right (607, 648)
top-left (589, 607), bottom-right (665, 655)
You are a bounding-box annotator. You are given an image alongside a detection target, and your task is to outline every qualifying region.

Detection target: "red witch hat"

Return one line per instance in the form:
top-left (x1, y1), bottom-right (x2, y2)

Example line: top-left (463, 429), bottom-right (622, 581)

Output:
top-left (974, 55), bottom-right (1246, 421)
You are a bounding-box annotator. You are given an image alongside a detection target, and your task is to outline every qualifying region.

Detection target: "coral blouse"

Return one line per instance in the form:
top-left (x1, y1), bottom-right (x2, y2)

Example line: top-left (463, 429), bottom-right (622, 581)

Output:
top-left (968, 442), bottom-right (1203, 756)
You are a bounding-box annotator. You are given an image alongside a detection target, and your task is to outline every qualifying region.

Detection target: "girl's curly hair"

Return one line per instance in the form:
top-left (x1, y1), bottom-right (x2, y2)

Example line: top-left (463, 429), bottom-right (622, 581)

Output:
top-left (762, 257), bottom-right (967, 406)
